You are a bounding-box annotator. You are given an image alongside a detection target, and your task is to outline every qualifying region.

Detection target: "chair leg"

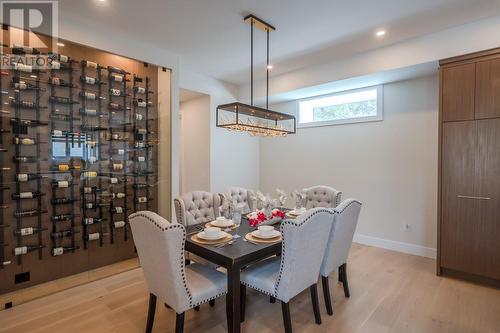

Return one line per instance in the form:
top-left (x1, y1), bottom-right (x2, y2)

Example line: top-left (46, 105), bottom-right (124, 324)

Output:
top-left (175, 312), bottom-right (185, 333)
top-left (341, 263), bottom-right (350, 298)
top-left (240, 284), bottom-right (246, 322)
top-left (321, 276), bottom-right (333, 316)
top-left (164, 303), bottom-right (171, 308)
top-left (146, 293), bottom-right (157, 333)
top-left (194, 305), bottom-right (200, 312)
top-left (270, 296), bottom-right (276, 303)
top-left (338, 265), bottom-right (343, 283)
top-left (281, 301), bottom-right (292, 333)
top-left (310, 284), bottom-right (322, 325)
top-left (185, 259), bottom-right (191, 266)
top-left (209, 299), bottom-right (215, 307)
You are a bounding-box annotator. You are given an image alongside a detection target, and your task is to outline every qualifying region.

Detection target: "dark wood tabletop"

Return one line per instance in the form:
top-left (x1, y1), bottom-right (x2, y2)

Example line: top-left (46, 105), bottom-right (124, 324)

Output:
top-left (185, 218), bottom-right (283, 333)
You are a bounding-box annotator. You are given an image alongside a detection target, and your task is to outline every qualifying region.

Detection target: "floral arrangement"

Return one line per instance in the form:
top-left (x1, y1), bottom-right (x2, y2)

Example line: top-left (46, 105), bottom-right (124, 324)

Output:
top-left (248, 208), bottom-right (285, 227)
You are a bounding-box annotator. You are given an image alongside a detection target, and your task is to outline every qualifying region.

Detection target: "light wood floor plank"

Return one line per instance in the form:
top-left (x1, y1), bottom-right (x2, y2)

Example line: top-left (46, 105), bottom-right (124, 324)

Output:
top-left (1, 245), bottom-right (499, 333)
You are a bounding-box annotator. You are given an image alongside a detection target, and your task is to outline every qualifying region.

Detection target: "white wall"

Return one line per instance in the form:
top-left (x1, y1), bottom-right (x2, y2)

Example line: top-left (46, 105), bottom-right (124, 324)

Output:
top-left (260, 75), bottom-right (438, 257)
top-left (179, 95), bottom-right (211, 193)
top-left (180, 69), bottom-right (260, 194)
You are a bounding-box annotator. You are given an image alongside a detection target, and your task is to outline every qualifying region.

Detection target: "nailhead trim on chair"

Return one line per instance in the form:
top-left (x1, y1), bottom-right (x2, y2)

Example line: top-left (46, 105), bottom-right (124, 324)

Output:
top-left (129, 212), bottom-right (194, 307)
top-left (274, 208), bottom-right (335, 297)
top-left (334, 199), bottom-right (362, 214)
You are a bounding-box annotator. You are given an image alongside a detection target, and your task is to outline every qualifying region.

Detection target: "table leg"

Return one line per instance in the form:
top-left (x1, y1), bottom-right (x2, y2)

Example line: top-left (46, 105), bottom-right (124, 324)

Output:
top-left (226, 265), bottom-right (241, 333)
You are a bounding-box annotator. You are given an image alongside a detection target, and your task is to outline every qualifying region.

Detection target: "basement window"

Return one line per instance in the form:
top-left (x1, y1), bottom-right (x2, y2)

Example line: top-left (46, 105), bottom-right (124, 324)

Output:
top-left (297, 85), bottom-right (383, 127)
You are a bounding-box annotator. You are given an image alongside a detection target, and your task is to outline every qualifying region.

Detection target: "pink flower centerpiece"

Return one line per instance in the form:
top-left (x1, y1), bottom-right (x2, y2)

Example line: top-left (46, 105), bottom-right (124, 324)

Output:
top-left (248, 209), bottom-right (285, 227)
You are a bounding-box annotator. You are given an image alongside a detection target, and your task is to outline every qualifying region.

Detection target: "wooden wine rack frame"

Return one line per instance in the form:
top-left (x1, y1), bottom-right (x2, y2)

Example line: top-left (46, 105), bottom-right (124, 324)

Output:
top-left (0, 27), bottom-right (160, 295)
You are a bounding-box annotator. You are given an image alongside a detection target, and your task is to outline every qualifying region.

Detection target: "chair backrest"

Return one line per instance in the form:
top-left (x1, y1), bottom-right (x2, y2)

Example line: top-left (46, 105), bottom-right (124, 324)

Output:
top-left (303, 185), bottom-right (342, 209)
top-left (129, 211), bottom-right (192, 313)
top-left (320, 199), bottom-right (362, 277)
top-left (174, 191), bottom-right (222, 226)
top-left (275, 208), bottom-right (334, 302)
top-left (226, 187), bottom-right (253, 213)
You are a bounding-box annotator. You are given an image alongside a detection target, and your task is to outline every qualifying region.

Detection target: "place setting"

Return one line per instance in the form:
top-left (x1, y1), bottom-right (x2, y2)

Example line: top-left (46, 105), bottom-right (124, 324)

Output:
top-left (245, 225), bottom-right (282, 244)
top-left (205, 216), bottom-right (238, 230)
top-left (190, 226), bottom-right (233, 246)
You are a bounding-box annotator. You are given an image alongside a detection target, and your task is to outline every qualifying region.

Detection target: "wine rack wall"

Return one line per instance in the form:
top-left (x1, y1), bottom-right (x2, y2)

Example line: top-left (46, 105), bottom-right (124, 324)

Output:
top-left (0, 31), bottom-right (161, 294)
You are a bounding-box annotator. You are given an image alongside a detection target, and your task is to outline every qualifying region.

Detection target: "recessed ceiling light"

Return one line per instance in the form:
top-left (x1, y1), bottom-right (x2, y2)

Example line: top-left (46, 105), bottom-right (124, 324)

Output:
top-left (267, 65), bottom-right (273, 70)
top-left (57, 42), bottom-right (65, 47)
top-left (376, 30), bottom-right (386, 37)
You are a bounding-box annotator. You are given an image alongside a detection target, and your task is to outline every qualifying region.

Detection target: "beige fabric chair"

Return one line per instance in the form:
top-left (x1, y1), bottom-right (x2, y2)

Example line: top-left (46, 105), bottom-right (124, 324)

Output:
top-left (174, 191), bottom-right (222, 226)
top-left (129, 211), bottom-right (227, 333)
top-left (303, 185), bottom-right (342, 209)
top-left (226, 186), bottom-right (254, 214)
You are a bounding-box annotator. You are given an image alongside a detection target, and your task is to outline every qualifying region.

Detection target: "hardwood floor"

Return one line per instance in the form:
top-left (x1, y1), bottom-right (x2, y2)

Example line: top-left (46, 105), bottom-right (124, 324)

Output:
top-left (1, 244), bottom-right (499, 333)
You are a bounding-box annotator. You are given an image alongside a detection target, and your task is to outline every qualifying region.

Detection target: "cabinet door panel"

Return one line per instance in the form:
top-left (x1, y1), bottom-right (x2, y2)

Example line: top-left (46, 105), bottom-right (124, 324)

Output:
top-left (476, 59), bottom-right (500, 120)
top-left (441, 121), bottom-right (478, 273)
top-left (475, 119), bottom-right (500, 279)
top-left (442, 64), bottom-right (476, 122)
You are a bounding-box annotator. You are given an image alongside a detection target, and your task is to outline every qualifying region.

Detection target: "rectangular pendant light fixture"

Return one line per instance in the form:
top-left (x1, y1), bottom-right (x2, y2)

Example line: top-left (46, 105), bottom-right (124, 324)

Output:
top-left (216, 14), bottom-right (296, 137)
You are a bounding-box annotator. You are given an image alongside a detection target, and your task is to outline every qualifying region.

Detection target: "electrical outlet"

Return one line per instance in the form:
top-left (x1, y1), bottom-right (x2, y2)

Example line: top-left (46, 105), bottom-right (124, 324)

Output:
top-left (404, 223), bottom-right (412, 232)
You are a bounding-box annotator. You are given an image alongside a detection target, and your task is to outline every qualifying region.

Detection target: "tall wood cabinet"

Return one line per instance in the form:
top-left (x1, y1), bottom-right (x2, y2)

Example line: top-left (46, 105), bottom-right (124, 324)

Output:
top-left (438, 49), bottom-right (500, 286)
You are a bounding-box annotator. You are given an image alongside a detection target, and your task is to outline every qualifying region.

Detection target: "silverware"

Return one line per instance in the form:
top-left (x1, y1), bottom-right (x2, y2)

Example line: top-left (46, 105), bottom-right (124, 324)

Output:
top-left (243, 238), bottom-right (259, 245)
top-left (215, 240), bottom-right (234, 248)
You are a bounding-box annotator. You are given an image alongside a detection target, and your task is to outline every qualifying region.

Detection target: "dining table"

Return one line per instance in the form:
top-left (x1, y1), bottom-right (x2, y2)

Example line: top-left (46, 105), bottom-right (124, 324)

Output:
top-left (184, 216), bottom-right (284, 333)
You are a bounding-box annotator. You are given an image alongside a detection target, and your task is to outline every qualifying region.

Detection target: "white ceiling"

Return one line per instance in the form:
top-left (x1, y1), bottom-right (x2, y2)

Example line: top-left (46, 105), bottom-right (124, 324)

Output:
top-left (60, 0), bottom-right (500, 85)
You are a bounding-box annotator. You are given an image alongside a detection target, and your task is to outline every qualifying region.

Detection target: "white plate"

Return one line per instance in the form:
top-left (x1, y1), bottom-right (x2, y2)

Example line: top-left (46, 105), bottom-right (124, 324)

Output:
top-left (288, 208), bottom-right (306, 216)
top-left (211, 218), bottom-right (234, 228)
top-left (197, 231), bottom-right (229, 241)
top-left (251, 229), bottom-right (281, 239)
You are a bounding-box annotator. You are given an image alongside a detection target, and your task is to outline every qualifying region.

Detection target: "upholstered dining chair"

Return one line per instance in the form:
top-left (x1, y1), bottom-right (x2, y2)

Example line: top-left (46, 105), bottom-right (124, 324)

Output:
top-left (129, 211), bottom-right (227, 333)
top-left (320, 199), bottom-right (362, 315)
top-left (225, 186), bottom-right (254, 214)
top-left (240, 208), bottom-right (334, 333)
top-left (174, 191), bottom-right (223, 226)
top-left (303, 185), bottom-right (342, 209)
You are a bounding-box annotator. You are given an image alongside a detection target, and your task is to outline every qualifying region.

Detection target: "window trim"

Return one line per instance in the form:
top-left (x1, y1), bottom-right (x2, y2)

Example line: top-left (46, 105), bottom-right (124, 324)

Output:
top-left (295, 85), bottom-right (384, 128)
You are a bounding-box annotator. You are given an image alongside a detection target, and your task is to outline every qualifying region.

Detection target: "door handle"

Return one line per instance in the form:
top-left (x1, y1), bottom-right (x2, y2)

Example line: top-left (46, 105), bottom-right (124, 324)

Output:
top-left (456, 195), bottom-right (491, 200)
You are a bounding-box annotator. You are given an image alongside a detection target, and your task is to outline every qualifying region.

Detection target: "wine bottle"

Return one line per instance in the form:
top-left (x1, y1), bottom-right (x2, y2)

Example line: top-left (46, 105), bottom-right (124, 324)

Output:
top-left (132, 183), bottom-right (152, 189)
top-left (102, 192), bottom-right (126, 199)
top-left (1, 71), bottom-right (9, 76)
top-left (49, 76), bottom-right (75, 88)
top-left (80, 75), bottom-right (104, 85)
top-left (49, 96), bottom-right (79, 104)
top-left (14, 156), bottom-right (39, 163)
top-left (84, 202), bottom-right (109, 209)
top-left (49, 53), bottom-right (70, 63)
top-left (16, 173), bottom-right (48, 182)
top-left (51, 229), bottom-right (79, 240)
top-left (111, 163), bottom-right (124, 171)
top-left (133, 99), bottom-right (152, 108)
top-left (111, 74), bottom-right (129, 82)
top-left (52, 246), bottom-right (79, 256)
top-left (12, 45), bottom-right (41, 55)
top-left (81, 171), bottom-right (98, 179)
top-left (14, 209), bottom-right (48, 217)
top-left (80, 125), bottom-right (108, 132)
top-left (83, 217), bottom-right (104, 225)
top-left (109, 102), bottom-right (130, 111)
top-left (52, 164), bottom-right (81, 172)
top-left (110, 148), bottom-right (125, 156)
top-left (14, 226), bottom-right (47, 236)
top-left (81, 60), bottom-right (100, 69)
top-left (134, 156), bottom-right (146, 162)
top-left (135, 113), bottom-right (144, 121)
top-left (51, 180), bottom-right (77, 188)
top-left (13, 245), bottom-right (45, 256)
top-left (13, 63), bottom-right (33, 73)
top-left (11, 100), bottom-right (47, 109)
top-left (52, 213), bottom-right (77, 222)
top-left (134, 86), bottom-right (146, 94)
top-left (84, 232), bottom-right (103, 241)
top-left (11, 78), bottom-right (44, 91)
top-left (108, 133), bottom-right (128, 141)
top-left (136, 197), bottom-right (149, 203)
top-left (109, 88), bottom-right (130, 97)
top-left (134, 142), bottom-right (153, 149)
top-left (50, 113), bottom-right (81, 122)
top-left (79, 91), bottom-right (105, 101)
top-left (111, 206), bottom-right (125, 214)
top-left (10, 118), bottom-right (49, 127)
top-left (51, 198), bottom-right (79, 205)
top-left (79, 108), bottom-right (107, 117)
top-left (0, 167), bottom-right (10, 171)
top-left (113, 221), bottom-right (126, 228)
top-left (1, 261), bottom-right (11, 267)
top-left (109, 177), bottom-right (121, 184)
top-left (11, 191), bottom-right (45, 200)
top-left (82, 186), bottom-right (103, 194)
top-left (107, 65), bottom-right (128, 75)
top-left (13, 137), bottom-right (42, 145)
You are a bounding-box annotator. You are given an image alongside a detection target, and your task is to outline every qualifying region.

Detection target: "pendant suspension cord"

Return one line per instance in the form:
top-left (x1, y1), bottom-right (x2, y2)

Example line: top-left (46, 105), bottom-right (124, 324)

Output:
top-left (266, 29), bottom-right (270, 109)
top-left (250, 20), bottom-right (254, 106)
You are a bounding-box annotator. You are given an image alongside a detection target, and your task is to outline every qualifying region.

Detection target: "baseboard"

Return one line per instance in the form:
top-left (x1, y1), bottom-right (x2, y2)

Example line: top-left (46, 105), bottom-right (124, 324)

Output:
top-left (353, 234), bottom-right (437, 259)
